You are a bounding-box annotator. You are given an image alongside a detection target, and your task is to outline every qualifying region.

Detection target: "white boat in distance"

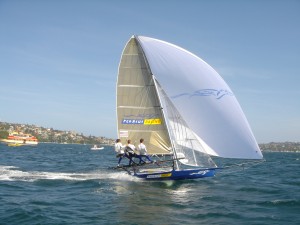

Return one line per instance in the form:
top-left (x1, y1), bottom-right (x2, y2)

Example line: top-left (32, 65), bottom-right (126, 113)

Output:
top-left (91, 145), bottom-right (104, 150)
top-left (116, 35), bottom-right (263, 180)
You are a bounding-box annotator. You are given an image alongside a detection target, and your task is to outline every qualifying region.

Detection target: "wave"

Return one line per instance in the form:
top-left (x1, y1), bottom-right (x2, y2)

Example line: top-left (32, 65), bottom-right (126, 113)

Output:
top-left (258, 199), bottom-right (300, 207)
top-left (0, 165), bottom-right (137, 182)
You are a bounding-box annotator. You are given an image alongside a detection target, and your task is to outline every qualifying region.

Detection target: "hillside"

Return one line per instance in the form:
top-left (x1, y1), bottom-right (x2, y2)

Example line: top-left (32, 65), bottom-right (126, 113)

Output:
top-left (1, 121), bottom-right (299, 151)
top-left (259, 142), bottom-right (300, 152)
top-left (0, 121), bottom-right (114, 145)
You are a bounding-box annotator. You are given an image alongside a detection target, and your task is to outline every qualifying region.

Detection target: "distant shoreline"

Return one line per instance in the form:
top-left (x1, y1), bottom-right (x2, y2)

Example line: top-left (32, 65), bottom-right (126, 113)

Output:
top-left (1, 121), bottom-right (299, 151)
top-left (0, 121), bottom-right (114, 145)
top-left (38, 142), bottom-right (113, 146)
top-left (261, 150), bottom-right (300, 153)
top-left (259, 142), bottom-right (300, 152)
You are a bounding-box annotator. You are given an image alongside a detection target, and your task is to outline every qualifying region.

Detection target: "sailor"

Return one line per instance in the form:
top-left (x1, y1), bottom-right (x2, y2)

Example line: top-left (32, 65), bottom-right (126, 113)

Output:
top-left (137, 138), bottom-right (153, 163)
top-left (125, 140), bottom-right (138, 165)
top-left (114, 139), bottom-right (127, 166)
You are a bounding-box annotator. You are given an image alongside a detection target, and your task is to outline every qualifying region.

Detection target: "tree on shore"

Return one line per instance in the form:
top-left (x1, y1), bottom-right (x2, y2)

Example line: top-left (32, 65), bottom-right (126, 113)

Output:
top-left (0, 131), bottom-right (9, 139)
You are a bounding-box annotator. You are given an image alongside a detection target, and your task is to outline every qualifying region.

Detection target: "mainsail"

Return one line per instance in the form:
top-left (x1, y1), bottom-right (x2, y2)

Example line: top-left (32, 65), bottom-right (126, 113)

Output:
top-left (117, 35), bottom-right (263, 163)
top-left (117, 37), bottom-right (171, 155)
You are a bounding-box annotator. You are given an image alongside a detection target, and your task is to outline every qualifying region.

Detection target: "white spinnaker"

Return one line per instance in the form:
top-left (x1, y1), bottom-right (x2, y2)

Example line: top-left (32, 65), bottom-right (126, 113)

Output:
top-left (136, 36), bottom-right (263, 159)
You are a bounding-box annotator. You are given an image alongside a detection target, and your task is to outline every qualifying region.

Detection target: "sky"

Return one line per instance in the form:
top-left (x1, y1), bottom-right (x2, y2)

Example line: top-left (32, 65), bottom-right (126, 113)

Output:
top-left (0, 0), bottom-right (299, 143)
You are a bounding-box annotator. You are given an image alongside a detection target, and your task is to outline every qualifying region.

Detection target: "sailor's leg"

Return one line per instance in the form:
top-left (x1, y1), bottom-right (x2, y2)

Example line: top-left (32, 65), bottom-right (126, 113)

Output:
top-left (145, 155), bottom-right (153, 162)
top-left (136, 155), bottom-right (145, 164)
top-left (118, 156), bottom-right (123, 164)
top-left (117, 154), bottom-right (124, 166)
top-left (127, 153), bottom-right (134, 165)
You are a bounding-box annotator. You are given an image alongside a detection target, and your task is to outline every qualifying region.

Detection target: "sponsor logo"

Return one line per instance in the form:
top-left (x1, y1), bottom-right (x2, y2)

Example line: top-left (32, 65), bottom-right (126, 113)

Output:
top-left (144, 119), bottom-right (161, 125)
top-left (119, 130), bottom-right (128, 137)
top-left (190, 170), bottom-right (209, 176)
top-left (122, 118), bottom-right (161, 125)
top-left (161, 173), bottom-right (172, 177)
top-left (147, 173), bottom-right (171, 179)
top-left (122, 119), bottom-right (144, 124)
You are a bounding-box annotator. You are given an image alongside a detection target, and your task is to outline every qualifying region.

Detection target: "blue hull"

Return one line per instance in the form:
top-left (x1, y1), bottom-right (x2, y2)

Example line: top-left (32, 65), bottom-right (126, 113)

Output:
top-left (134, 168), bottom-right (216, 180)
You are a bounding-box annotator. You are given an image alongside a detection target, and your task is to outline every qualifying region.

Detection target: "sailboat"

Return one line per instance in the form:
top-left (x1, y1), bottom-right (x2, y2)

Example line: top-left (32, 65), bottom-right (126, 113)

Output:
top-left (91, 145), bottom-right (104, 150)
top-left (116, 35), bottom-right (263, 180)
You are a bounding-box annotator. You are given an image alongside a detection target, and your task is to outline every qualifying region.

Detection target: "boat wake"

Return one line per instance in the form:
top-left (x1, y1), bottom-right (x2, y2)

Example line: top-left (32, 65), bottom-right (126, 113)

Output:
top-left (0, 165), bottom-right (137, 182)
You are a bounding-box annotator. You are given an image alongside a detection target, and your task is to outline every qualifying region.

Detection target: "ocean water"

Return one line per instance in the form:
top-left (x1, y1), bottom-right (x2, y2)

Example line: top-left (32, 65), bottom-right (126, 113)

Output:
top-left (0, 144), bottom-right (299, 225)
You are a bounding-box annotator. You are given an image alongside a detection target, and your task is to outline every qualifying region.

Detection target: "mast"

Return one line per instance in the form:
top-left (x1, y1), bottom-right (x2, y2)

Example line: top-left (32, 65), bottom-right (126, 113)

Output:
top-left (135, 35), bottom-right (178, 169)
top-left (134, 35), bottom-right (173, 141)
top-left (152, 77), bottom-right (180, 170)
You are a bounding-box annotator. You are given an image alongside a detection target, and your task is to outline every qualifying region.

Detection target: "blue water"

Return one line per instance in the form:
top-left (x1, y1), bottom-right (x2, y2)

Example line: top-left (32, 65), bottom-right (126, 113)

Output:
top-left (0, 144), bottom-right (299, 225)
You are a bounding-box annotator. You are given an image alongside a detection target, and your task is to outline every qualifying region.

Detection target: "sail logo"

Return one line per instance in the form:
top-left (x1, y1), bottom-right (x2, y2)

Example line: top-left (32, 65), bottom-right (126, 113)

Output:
top-left (122, 119), bottom-right (144, 124)
top-left (119, 130), bottom-right (128, 137)
top-left (122, 118), bottom-right (161, 125)
top-left (171, 89), bottom-right (233, 100)
top-left (144, 119), bottom-right (161, 125)
top-left (191, 170), bottom-right (209, 176)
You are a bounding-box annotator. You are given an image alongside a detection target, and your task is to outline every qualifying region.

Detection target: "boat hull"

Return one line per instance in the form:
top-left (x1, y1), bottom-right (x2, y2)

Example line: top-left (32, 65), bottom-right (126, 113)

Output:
top-left (91, 147), bottom-right (104, 150)
top-left (1, 139), bottom-right (38, 146)
top-left (7, 143), bottom-right (24, 147)
top-left (134, 168), bottom-right (216, 180)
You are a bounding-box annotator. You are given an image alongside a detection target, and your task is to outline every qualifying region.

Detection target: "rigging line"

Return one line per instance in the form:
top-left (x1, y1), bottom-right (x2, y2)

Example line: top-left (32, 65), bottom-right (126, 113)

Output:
top-left (218, 159), bottom-right (266, 174)
top-left (165, 88), bottom-right (182, 169)
top-left (222, 159), bottom-right (266, 168)
top-left (135, 35), bottom-right (157, 121)
top-left (166, 94), bottom-right (184, 153)
top-left (154, 78), bottom-right (177, 164)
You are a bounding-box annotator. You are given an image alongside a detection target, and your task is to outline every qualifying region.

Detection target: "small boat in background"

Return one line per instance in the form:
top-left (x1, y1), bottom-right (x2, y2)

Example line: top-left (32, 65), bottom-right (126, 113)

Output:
top-left (1, 132), bottom-right (38, 146)
top-left (91, 145), bottom-right (104, 150)
top-left (8, 143), bottom-right (24, 147)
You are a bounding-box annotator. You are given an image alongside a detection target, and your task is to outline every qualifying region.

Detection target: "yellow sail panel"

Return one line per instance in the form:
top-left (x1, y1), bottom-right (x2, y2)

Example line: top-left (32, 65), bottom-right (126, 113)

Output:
top-left (144, 119), bottom-right (161, 125)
